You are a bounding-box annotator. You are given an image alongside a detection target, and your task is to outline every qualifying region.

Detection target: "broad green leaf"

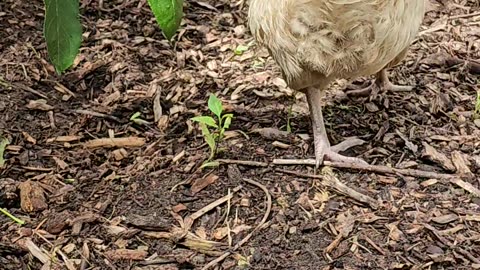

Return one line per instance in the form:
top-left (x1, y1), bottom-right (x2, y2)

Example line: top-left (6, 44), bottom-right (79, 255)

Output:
top-left (44, 0), bottom-right (82, 74)
top-left (191, 116), bottom-right (218, 128)
top-left (200, 161), bottom-right (219, 169)
top-left (222, 114), bottom-right (233, 130)
top-left (147, 0), bottom-right (183, 40)
top-left (208, 94), bottom-right (223, 119)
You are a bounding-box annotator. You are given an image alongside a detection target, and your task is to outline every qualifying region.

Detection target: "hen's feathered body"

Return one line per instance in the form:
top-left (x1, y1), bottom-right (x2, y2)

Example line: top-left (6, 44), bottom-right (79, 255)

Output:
top-left (248, 0), bottom-right (425, 89)
top-left (248, 0), bottom-right (426, 166)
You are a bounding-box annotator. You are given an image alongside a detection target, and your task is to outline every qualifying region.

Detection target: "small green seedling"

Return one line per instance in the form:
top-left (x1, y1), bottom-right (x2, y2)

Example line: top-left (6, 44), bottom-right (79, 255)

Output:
top-left (234, 44), bottom-right (249, 56)
top-left (191, 94), bottom-right (233, 165)
top-left (130, 112), bottom-right (150, 125)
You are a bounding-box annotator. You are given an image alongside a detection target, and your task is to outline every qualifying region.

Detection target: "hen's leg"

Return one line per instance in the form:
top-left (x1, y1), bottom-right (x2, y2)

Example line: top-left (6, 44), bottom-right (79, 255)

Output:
top-left (306, 87), bottom-right (367, 168)
top-left (347, 69), bottom-right (413, 97)
top-left (347, 47), bottom-right (414, 97)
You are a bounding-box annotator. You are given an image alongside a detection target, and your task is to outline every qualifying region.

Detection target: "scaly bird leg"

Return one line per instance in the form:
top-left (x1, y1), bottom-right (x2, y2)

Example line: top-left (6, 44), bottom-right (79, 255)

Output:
top-left (306, 87), bottom-right (368, 169)
top-left (347, 69), bottom-right (414, 97)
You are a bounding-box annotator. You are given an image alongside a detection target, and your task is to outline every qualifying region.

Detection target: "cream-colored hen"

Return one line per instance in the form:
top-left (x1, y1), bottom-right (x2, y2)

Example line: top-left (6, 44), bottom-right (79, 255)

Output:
top-left (249, 0), bottom-right (425, 166)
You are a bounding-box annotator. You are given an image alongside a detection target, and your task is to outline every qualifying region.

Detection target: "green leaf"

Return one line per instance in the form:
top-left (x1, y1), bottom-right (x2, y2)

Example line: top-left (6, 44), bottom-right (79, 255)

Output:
top-left (199, 123), bottom-right (216, 160)
top-left (208, 94), bottom-right (223, 119)
top-left (234, 44), bottom-right (249, 55)
top-left (147, 0), bottom-right (183, 40)
top-left (44, 0), bottom-right (82, 74)
top-left (222, 114), bottom-right (233, 130)
top-left (130, 112), bottom-right (142, 121)
top-left (0, 138), bottom-right (9, 167)
top-left (191, 116), bottom-right (218, 128)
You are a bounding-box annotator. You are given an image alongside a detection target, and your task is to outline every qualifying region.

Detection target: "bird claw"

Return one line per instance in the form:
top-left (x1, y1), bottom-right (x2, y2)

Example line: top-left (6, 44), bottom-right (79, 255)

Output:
top-left (314, 137), bottom-right (367, 170)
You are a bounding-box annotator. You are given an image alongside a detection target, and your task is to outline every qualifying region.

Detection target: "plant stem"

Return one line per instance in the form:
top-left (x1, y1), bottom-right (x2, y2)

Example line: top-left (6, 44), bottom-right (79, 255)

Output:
top-left (0, 208), bottom-right (25, 225)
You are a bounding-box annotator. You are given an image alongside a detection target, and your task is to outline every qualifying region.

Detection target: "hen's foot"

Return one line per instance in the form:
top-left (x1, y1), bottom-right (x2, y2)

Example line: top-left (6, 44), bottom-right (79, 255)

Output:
top-left (314, 136), bottom-right (367, 169)
top-left (346, 69), bottom-right (414, 97)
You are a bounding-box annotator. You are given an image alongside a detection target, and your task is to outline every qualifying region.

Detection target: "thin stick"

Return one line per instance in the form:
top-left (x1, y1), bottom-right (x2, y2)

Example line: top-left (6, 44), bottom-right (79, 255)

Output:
top-left (273, 159), bottom-right (456, 180)
top-left (321, 167), bottom-right (379, 209)
top-left (73, 109), bottom-right (122, 123)
top-left (201, 177), bottom-right (272, 270)
top-left (449, 11), bottom-right (480, 20)
top-left (217, 159), bottom-right (269, 167)
top-left (184, 186), bottom-right (243, 230)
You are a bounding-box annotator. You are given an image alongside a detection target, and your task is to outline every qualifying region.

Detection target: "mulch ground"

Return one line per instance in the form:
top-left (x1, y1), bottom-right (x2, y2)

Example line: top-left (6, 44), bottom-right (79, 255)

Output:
top-left (1, 0), bottom-right (479, 269)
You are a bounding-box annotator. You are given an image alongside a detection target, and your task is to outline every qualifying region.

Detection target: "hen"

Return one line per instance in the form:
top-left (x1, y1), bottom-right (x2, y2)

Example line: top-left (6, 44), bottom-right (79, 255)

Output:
top-left (248, 0), bottom-right (425, 166)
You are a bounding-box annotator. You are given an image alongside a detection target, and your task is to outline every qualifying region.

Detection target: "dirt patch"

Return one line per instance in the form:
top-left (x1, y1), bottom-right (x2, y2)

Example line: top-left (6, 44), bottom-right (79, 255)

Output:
top-left (1, 0), bottom-right (479, 269)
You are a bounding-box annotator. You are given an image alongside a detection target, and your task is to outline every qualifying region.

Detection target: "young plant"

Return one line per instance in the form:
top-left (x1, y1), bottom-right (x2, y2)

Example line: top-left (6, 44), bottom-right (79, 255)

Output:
top-left (191, 94), bottom-right (233, 164)
top-left (43, 0), bottom-right (183, 74)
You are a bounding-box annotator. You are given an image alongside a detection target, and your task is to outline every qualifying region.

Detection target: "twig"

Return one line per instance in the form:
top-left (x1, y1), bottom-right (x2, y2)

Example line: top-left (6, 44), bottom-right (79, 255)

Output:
top-left (217, 159), bottom-right (269, 167)
top-left (183, 186), bottom-right (243, 230)
top-left (273, 159), bottom-right (456, 180)
top-left (201, 167), bottom-right (272, 270)
top-left (363, 235), bottom-right (386, 255)
top-left (73, 109), bottom-right (122, 123)
top-left (322, 167), bottom-right (379, 209)
top-left (13, 83), bottom-right (49, 99)
top-left (449, 11), bottom-right (480, 20)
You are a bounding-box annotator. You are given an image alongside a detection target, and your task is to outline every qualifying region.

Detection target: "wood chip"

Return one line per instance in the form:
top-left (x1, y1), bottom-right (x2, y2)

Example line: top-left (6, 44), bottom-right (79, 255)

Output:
top-left (432, 214), bottom-right (458, 224)
top-left (421, 142), bottom-right (455, 171)
top-left (46, 135), bottom-right (82, 143)
top-left (191, 174), bottom-right (219, 194)
top-left (450, 178), bottom-right (480, 197)
top-left (22, 238), bottom-right (50, 264)
top-left (111, 148), bottom-right (128, 161)
top-left (19, 181), bottom-right (48, 212)
top-left (25, 99), bottom-right (54, 111)
top-left (451, 151), bottom-right (474, 178)
top-left (84, 137), bottom-right (146, 149)
top-left (105, 249), bottom-right (148, 261)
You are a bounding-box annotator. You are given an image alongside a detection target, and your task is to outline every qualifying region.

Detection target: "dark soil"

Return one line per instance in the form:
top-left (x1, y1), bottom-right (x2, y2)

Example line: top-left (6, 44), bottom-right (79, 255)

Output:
top-left (1, 0), bottom-right (479, 269)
